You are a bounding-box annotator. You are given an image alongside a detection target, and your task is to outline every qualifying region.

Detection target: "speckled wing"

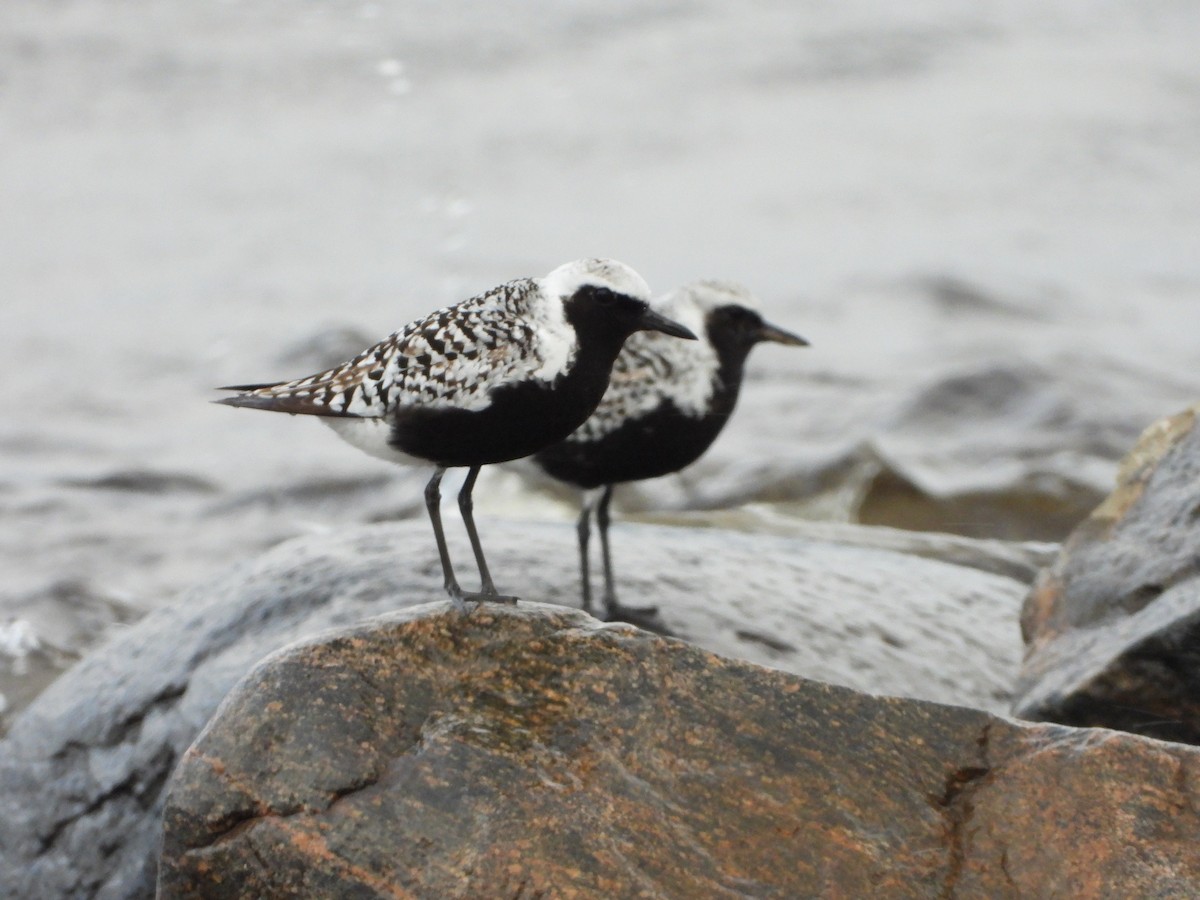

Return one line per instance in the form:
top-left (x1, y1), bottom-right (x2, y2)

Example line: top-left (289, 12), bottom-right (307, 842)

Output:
top-left (567, 328), bottom-right (719, 443)
top-left (217, 278), bottom-right (572, 418)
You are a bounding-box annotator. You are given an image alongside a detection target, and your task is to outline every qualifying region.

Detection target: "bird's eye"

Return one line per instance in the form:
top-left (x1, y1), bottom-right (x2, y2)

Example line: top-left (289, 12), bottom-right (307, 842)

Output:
top-left (591, 287), bottom-right (618, 305)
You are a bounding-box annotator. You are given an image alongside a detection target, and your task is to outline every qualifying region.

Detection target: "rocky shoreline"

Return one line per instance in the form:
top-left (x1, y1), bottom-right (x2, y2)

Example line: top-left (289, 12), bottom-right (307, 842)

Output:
top-left (4, 405), bottom-right (1200, 895)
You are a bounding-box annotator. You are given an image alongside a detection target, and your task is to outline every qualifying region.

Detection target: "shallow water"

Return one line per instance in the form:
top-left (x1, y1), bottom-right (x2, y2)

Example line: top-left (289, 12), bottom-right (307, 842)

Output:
top-left (3, 0), bottom-right (1199, 721)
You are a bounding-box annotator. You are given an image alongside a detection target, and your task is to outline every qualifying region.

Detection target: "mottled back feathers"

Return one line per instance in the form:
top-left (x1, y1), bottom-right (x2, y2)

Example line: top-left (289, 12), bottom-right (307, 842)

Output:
top-left (217, 259), bottom-right (653, 419)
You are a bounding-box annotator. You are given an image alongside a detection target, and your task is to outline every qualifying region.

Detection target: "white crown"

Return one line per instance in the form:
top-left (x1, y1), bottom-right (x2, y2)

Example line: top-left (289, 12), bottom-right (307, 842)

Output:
top-left (540, 258), bottom-right (652, 304)
top-left (652, 280), bottom-right (760, 337)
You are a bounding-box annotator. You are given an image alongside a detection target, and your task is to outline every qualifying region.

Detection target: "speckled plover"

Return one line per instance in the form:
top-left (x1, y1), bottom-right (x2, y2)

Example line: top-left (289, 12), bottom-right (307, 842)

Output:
top-left (216, 259), bottom-right (697, 611)
top-left (533, 280), bottom-right (807, 627)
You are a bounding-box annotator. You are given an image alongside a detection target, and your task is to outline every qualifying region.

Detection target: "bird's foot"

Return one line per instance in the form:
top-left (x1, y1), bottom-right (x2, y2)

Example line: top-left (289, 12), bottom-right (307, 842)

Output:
top-left (469, 589), bottom-right (519, 606)
top-left (601, 600), bottom-right (673, 635)
top-left (446, 585), bottom-right (519, 614)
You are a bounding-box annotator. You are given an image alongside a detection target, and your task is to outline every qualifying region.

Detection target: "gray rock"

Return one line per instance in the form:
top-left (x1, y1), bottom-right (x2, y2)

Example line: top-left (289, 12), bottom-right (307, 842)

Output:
top-left (0, 519), bottom-right (1026, 898)
top-left (1015, 404), bottom-right (1200, 744)
top-left (626, 507), bottom-right (1059, 583)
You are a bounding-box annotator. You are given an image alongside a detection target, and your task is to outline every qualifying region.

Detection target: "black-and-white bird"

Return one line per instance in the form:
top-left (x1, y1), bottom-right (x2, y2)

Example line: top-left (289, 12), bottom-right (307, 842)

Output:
top-left (216, 259), bottom-right (697, 611)
top-left (533, 280), bottom-right (808, 626)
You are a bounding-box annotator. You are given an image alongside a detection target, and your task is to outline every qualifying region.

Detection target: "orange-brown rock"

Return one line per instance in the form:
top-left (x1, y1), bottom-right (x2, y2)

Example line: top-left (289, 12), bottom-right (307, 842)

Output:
top-left (1015, 404), bottom-right (1200, 743)
top-left (0, 520), bottom-right (1027, 899)
top-left (159, 602), bottom-right (1200, 899)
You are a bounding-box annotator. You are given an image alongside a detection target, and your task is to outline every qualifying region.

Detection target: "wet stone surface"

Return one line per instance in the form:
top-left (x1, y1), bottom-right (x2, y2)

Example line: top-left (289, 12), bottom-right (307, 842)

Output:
top-left (159, 603), bottom-right (1200, 898)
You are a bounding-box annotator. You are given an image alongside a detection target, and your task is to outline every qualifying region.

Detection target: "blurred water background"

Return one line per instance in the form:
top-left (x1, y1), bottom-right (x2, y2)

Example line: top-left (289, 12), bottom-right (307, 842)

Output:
top-left (2, 0), bottom-right (1199, 722)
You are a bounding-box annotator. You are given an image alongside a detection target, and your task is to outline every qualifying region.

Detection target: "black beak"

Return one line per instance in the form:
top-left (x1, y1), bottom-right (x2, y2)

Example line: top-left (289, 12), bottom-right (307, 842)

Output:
top-left (638, 307), bottom-right (698, 341)
top-left (756, 320), bottom-right (809, 347)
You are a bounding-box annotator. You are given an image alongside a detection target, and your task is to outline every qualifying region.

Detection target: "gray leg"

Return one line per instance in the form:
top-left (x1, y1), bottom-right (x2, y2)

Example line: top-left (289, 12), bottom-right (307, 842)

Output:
top-left (424, 467), bottom-right (468, 612)
top-left (457, 465), bottom-right (517, 604)
top-left (596, 484), bottom-right (668, 631)
top-left (577, 495), bottom-right (595, 615)
top-left (596, 484), bottom-right (619, 612)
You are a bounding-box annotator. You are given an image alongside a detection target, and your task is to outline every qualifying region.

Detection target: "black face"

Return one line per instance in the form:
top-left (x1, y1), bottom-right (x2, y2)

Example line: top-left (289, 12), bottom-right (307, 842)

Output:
top-left (706, 304), bottom-right (765, 347)
top-left (570, 284), bottom-right (652, 324)
top-left (565, 285), bottom-right (697, 341)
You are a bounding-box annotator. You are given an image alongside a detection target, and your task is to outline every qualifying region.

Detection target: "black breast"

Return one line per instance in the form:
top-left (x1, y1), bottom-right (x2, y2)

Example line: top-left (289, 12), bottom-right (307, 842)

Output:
top-left (534, 393), bottom-right (735, 489)
top-left (535, 324), bottom-right (753, 489)
top-left (388, 375), bottom-right (610, 467)
top-left (388, 318), bottom-right (631, 468)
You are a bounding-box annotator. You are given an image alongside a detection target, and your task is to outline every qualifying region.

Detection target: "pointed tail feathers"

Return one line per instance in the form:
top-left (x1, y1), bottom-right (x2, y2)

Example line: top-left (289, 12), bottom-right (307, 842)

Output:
top-left (213, 382), bottom-right (358, 417)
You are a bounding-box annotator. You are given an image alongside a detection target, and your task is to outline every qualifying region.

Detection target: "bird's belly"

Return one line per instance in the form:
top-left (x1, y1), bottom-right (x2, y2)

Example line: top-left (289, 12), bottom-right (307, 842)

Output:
top-left (535, 406), bottom-right (724, 488)
top-left (322, 417), bottom-right (424, 467)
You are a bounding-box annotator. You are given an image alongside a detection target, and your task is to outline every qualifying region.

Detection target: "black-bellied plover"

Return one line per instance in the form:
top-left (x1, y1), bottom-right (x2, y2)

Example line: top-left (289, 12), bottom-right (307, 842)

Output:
top-left (533, 280), bottom-right (807, 627)
top-left (216, 259), bottom-right (696, 611)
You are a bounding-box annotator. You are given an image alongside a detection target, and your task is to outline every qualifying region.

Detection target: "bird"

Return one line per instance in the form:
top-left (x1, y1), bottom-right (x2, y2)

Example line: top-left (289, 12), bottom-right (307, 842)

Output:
top-left (532, 280), bottom-right (808, 628)
top-left (215, 259), bottom-right (697, 612)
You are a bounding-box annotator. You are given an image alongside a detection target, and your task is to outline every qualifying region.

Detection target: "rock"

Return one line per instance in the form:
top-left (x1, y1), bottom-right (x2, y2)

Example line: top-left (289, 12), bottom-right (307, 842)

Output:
top-left (628, 506), bottom-right (1059, 583)
top-left (0, 519), bottom-right (1026, 898)
top-left (159, 603), bottom-right (1200, 898)
top-left (855, 360), bottom-right (1124, 541)
top-left (1014, 404), bottom-right (1200, 744)
top-left (0, 530), bottom-right (420, 900)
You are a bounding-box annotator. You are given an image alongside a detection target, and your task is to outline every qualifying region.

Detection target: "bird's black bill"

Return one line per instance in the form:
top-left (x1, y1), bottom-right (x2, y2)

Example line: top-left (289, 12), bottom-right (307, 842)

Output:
top-left (757, 320), bottom-right (809, 347)
top-left (638, 308), bottom-right (698, 341)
